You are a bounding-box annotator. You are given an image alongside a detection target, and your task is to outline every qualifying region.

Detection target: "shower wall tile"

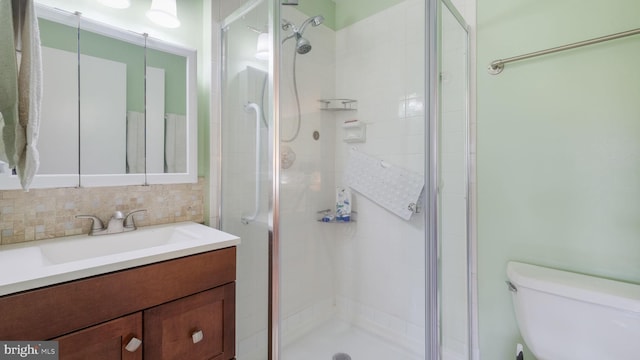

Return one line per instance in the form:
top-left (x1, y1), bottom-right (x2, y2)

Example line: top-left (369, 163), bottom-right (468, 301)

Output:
top-left (0, 178), bottom-right (205, 245)
top-left (277, 4), bottom-right (338, 344)
top-left (281, 297), bottom-right (336, 347)
top-left (334, 0), bottom-right (425, 352)
top-left (336, 295), bottom-right (425, 356)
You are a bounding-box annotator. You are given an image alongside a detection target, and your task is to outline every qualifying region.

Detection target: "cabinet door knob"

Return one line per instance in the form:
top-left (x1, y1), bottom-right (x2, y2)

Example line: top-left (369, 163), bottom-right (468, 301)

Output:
top-left (125, 337), bottom-right (142, 352)
top-left (191, 330), bottom-right (204, 344)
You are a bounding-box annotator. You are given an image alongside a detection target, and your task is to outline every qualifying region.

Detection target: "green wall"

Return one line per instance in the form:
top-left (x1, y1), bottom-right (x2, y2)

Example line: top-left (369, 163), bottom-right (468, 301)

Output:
top-left (79, 28), bottom-right (146, 113)
top-left (296, 0), bottom-right (335, 30)
top-left (334, 0), bottom-right (403, 30)
top-left (477, 0), bottom-right (640, 359)
top-left (39, 19), bottom-right (187, 115)
top-left (39, 18), bottom-right (76, 52)
top-left (147, 49), bottom-right (187, 115)
top-left (296, 0), bottom-right (402, 30)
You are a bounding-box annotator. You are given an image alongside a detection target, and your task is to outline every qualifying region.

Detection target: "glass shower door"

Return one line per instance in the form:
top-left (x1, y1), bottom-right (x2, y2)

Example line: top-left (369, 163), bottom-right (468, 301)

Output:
top-left (220, 1), bottom-right (270, 359)
top-left (278, 1), bottom-right (428, 359)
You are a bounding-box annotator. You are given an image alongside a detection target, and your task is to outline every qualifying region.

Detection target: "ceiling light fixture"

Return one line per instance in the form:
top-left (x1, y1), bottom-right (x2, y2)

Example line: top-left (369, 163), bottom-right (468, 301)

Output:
top-left (146, 0), bottom-right (181, 28)
top-left (255, 33), bottom-right (269, 60)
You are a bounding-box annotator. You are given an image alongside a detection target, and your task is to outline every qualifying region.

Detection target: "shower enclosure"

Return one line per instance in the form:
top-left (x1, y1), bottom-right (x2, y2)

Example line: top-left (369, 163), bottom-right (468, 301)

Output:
top-left (219, 0), bottom-right (470, 359)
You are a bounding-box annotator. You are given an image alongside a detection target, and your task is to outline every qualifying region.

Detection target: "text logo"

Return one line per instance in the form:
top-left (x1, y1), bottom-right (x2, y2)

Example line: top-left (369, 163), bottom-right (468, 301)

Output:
top-left (0, 342), bottom-right (58, 359)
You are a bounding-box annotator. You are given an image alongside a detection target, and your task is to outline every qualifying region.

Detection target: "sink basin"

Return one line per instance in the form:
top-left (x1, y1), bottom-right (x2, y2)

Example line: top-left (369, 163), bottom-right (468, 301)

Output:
top-left (40, 226), bottom-right (200, 265)
top-left (0, 222), bottom-right (240, 296)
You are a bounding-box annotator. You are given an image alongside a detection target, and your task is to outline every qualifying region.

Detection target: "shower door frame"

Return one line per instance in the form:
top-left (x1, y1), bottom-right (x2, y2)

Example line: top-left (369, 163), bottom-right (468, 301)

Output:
top-left (426, 0), bottom-right (440, 358)
top-left (435, 0), bottom-right (473, 359)
top-left (267, 1), bottom-right (281, 359)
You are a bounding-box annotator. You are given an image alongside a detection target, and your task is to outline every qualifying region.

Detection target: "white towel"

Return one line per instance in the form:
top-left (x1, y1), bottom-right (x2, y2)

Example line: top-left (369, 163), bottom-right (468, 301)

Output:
top-left (14, 0), bottom-right (43, 191)
top-left (165, 113), bottom-right (186, 173)
top-left (0, 0), bottom-right (19, 167)
top-left (126, 111), bottom-right (145, 173)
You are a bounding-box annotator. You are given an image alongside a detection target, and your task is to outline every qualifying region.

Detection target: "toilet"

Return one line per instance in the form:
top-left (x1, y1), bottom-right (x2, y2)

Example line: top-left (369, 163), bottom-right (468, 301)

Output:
top-left (506, 261), bottom-right (640, 360)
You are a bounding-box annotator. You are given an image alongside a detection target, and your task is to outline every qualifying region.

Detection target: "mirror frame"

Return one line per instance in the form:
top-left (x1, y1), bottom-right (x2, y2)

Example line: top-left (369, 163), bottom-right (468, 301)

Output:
top-left (0, 4), bottom-right (197, 190)
top-left (144, 36), bottom-right (198, 185)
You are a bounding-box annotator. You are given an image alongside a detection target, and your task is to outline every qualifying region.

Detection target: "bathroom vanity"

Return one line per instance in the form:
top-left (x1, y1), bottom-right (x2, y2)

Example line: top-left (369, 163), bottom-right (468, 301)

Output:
top-left (0, 222), bottom-right (239, 360)
top-left (0, 248), bottom-right (235, 360)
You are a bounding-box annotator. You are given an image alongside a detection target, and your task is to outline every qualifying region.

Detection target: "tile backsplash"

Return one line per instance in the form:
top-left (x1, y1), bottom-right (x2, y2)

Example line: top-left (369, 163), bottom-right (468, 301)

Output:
top-left (0, 178), bottom-right (205, 245)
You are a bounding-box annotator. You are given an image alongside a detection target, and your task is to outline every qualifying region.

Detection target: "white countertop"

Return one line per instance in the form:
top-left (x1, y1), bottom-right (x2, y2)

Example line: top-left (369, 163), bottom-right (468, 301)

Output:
top-left (0, 221), bottom-right (240, 296)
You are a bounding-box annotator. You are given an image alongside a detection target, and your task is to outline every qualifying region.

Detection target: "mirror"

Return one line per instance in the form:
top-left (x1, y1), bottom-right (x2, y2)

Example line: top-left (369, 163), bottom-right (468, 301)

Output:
top-left (0, 4), bottom-right (197, 190)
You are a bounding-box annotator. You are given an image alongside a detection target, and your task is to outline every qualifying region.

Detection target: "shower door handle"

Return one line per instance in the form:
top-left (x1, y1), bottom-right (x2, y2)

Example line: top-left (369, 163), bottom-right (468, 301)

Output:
top-left (242, 102), bottom-right (262, 225)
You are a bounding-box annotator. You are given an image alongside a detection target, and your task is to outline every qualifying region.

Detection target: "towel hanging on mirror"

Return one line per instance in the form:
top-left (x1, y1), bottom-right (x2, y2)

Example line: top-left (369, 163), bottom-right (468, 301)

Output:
top-left (0, 0), bottom-right (43, 191)
top-left (0, 0), bottom-right (19, 169)
top-left (15, 0), bottom-right (43, 191)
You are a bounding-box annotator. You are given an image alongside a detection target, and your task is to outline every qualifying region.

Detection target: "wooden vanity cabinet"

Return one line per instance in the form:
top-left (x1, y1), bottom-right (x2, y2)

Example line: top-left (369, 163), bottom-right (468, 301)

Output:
top-left (0, 247), bottom-right (236, 360)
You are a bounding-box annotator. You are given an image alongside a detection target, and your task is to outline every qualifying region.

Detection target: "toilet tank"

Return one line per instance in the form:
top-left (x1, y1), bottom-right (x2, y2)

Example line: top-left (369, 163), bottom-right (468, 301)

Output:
top-left (506, 261), bottom-right (640, 360)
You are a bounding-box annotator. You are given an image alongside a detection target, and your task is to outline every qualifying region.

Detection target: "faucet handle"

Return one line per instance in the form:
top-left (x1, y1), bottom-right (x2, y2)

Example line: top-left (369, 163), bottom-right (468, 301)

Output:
top-left (75, 215), bottom-right (105, 231)
top-left (124, 209), bottom-right (147, 229)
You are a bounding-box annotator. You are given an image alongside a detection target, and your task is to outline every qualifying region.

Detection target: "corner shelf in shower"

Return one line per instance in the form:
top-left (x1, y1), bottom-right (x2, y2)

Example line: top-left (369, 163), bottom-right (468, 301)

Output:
top-left (316, 209), bottom-right (357, 223)
top-left (318, 99), bottom-right (358, 111)
top-left (317, 219), bottom-right (356, 224)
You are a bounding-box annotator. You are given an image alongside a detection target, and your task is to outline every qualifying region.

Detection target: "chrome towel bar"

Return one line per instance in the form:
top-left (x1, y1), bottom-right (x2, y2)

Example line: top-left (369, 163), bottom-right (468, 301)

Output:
top-left (488, 27), bottom-right (640, 75)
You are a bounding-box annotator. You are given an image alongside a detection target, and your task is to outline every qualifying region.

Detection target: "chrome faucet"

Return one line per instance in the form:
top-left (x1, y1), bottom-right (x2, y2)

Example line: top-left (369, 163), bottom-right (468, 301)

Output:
top-left (76, 209), bottom-right (147, 236)
top-left (123, 209), bottom-right (146, 231)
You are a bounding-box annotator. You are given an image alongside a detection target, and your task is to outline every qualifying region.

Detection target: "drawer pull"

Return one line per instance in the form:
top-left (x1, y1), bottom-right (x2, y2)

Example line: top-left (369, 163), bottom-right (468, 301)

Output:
top-left (125, 337), bottom-right (142, 352)
top-left (192, 330), bottom-right (204, 344)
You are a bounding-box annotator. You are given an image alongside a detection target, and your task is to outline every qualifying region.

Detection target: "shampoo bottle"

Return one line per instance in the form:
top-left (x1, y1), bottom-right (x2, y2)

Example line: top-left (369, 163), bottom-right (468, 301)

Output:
top-left (336, 186), bottom-right (352, 222)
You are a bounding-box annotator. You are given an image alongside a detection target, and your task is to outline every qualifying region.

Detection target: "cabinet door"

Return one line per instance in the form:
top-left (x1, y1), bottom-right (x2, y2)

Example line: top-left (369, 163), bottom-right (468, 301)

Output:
top-left (55, 312), bottom-right (143, 360)
top-left (144, 283), bottom-right (235, 360)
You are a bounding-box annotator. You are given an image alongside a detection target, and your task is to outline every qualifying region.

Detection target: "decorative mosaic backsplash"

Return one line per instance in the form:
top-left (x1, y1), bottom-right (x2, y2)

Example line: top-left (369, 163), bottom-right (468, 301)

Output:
top-left (0, 178), bottom-right (205, 245)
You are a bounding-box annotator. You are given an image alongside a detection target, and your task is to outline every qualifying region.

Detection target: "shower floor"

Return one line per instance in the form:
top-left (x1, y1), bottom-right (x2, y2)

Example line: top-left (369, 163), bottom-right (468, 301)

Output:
top-left (281, 318), bottom-right (422, 360)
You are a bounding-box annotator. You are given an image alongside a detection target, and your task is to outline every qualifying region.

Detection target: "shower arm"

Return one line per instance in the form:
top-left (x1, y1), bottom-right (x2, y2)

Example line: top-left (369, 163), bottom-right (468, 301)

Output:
top-left (281, 19), bottom-right (299, 44)
top-left (241, 102), bottom-right (262, 225)
top-left (282, 32), bottom-right (297, 44)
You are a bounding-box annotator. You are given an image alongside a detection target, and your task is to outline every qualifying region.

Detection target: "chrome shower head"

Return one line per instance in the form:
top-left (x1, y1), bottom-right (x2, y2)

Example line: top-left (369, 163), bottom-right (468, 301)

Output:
top-left (282, 14), bottom-right (324, 54)
top-left (296, 35), bottom-right (312, 54)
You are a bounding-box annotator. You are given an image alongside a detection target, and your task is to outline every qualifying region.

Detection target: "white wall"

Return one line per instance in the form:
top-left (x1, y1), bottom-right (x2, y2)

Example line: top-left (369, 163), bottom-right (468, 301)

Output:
top-left (79, 54), bottom-right (127, 175)
top-left (38, 47), bottom-right (78, 175)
